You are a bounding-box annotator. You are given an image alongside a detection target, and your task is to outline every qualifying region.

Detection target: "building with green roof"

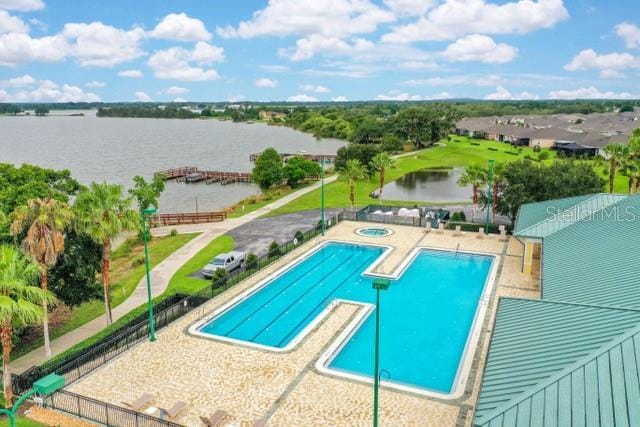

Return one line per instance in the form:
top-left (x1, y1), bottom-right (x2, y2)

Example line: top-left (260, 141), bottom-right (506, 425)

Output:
top-left (474, 194), bottom-right (640, 426)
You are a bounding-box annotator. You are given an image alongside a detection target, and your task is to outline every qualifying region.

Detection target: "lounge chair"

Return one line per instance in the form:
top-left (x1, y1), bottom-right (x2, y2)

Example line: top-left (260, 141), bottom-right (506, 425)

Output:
top-left (200, 410), bottom-right (228, 426)
top-left (454, 225), bottom-right (462, 236)
top-left (162, 400), bottom-right (187, 419)
top-left (122, 393), bottom-right (153, 411)
top-left (477, 227), bottom-right (484, 239)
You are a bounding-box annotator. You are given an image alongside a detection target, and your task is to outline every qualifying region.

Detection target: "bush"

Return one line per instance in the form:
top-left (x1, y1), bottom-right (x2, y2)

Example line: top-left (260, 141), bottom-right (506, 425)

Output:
top-left (450, 211), bottom-right (467, 222)
top-left (211, 268), bottom-right (228, 286)
top-left (169, 228), bottom-right (178, 237)
top-left (488, 147), bottom-right (499, 151)
top-left (294, 230), bottom-right (305, 243)
top-left (505, 150), bottom-right (520, 156)
top-left (533, 145), bottom-right (541, 153)
top-left (245, 253), bottom-right (258, 270)
top-left (268, 241), bottom-right (282, 259)
top-left (537, 151), bottom-right (550, 161)
top-left (131, 255), bottom-right (145, 267)
top-left (380, 135), bottom-right (404, 152)
top-left (470, 141), bottom-right (480, 146)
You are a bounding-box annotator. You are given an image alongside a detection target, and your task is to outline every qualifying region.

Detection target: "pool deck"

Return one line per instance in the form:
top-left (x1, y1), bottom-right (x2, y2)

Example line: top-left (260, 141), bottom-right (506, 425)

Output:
top-left (65, 222), bottom-right (540, 427)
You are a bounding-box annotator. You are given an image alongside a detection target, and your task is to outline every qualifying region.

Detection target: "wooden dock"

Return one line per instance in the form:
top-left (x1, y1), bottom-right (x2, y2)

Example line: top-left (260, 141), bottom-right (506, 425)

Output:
top-left (151, 211), bottom-right (227, 226)
top-left (249, 152), bottom-right (336, 163)
top-left (158, 167), bottom-right (252, 184)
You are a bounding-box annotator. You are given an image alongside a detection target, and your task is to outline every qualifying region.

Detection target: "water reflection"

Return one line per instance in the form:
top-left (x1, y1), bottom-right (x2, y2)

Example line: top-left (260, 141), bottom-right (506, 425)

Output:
top-left (381, 168), bottom-right (472, 202)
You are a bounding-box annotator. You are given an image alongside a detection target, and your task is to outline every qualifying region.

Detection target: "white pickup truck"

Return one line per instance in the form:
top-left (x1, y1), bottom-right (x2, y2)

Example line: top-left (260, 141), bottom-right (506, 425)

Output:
top-left (202, 251), bottom-right (246, 278)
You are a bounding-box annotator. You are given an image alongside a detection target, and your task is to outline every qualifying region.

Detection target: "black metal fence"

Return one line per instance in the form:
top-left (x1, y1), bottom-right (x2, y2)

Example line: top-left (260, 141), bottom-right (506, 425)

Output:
top-left (43, 389), bottom-right (182, 427)
top-left (11, 213), bottom-right (344, 425)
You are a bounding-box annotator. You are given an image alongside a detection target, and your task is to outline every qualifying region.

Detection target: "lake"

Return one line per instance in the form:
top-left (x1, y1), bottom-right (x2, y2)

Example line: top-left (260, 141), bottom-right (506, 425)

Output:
top-left (381, 167), bottom-right (472, 202)
top-left (0, 111), bottom-right (345, 212)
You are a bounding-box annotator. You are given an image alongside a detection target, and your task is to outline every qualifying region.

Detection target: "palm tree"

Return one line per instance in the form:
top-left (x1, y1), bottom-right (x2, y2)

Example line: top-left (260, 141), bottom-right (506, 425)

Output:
top-left (488, 162), bottom-right (506, 223)
top-left (370, 153), bottom-right (395, 202)
top-left (458, 164), bottom-right (487, 221)
top-left (0, 245), bottom-right (53, 406)
top-left (341, 159), bottom-right (366, 210)
top-left (603, 143), bottom-right (630, 193)
top-left (74, 183), bottom-right (139, 325)
top-left (9, 198), bottom-right (73, 358)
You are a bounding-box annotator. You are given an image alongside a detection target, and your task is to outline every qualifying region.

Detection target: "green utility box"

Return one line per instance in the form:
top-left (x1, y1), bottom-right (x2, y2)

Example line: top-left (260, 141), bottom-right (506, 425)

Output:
top-left (32, 373), bottom-right (64, 395)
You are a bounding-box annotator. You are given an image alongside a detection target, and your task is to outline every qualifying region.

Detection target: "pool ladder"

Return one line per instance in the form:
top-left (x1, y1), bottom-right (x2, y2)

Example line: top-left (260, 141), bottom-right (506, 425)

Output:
top-left (455, 243), bottom-right (460, 257)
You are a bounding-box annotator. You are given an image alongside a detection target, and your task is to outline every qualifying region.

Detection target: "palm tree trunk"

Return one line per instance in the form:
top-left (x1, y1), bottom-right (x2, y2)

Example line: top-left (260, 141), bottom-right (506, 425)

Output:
top-left (1, 323), bottom-right (13, 408)
top-left (350, 182), bottom-right (355, 211)
top-left (472, 184), bottom-right (478, 222)
top-left (41, 270), bottom-right (51, 358)
top-left (492, 181), bottom-right (499, 223)
top-left (609, 158), bottom-right (616, 193)
top-left (102, 240), bottom-right (113, 325)
top-left (636, 176), bottom-right (640, 193)
top-left (379, 168), bottom-right (385, 202)
top-left (629, 176), bottom-right (634, 195)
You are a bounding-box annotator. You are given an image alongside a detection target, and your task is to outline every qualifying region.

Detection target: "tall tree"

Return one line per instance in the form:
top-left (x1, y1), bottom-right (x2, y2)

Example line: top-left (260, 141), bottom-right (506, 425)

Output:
top-left (0, 245), bottom-right (53, 406)
top-left (341, 159), bottom-right (366, 210)
top-left (488, 162), bottom-right (506, 223)
top-left (457, 164), bottom-right (487, 221)
top-left (128, 174), bottom-right (166, 210)
top-left (392, 106), bottom-right (457, 148)
top-left (74, 183), bottom-right (139, 325)
top-left (370, 153), bottom-right (395, 202)
top-left (9, 198), bottom-right (73, 358)
top-left (602, 143), bottom-right (630, 193)
top-left (252, 148), bottom-right (284, 191)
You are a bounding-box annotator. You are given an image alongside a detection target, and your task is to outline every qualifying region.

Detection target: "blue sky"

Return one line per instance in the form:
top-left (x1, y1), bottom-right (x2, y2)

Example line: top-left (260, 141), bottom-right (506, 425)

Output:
top-left (0, 0), bottom-right (638, 102)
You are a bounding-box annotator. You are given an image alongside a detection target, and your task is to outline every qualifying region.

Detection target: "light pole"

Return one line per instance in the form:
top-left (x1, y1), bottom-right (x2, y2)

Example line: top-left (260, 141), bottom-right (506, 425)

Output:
top-left (372, 278), bottom-right (390, 427)
top-left (485, 159), bottom-right (495, 235)
top-left (0, 374), bottom-right (64, 427)
top-left (141, 207), bottom-right (157, 342)
top-left (321, 157), bottom-right (325, 236)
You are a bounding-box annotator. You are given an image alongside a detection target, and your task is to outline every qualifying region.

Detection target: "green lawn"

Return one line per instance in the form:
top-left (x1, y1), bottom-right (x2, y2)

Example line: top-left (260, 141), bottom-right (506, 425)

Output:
top-left (13, 233), bottom-right (199, 359)
top-left (266, 137), bottom-right (551, 216)
top-left (0, 417), bottom-right (45, 427)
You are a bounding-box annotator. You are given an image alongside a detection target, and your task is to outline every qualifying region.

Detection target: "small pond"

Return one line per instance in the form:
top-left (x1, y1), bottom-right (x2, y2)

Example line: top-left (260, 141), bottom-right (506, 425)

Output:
top-left (380, 167), bottom-right (471, 202)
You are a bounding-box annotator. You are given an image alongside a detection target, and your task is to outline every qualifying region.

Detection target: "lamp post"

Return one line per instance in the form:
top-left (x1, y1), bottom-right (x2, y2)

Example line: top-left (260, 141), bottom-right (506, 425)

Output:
top-left (485, 159), bottom-right (495, 235)
top-left (321, 157), bottom-right (325, 236)
top-left (0, 374), bottom-right (64, 427)
top-left (141, 207), bottom-right (157, 342)
top-left (372, 278), bottom-right (390, 427)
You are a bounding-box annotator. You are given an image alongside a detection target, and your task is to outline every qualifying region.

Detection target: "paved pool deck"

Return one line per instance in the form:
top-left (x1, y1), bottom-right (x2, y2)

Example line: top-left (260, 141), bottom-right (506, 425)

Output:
top-left (64, 222), bottom-right (540, 427)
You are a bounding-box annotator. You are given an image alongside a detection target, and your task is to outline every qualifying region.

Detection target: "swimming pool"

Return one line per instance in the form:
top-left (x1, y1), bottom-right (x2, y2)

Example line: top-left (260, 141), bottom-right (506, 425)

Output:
top-left (356, 226), bottom-right (393, 237)
top-left (190, 242), bottom-right (496, 397)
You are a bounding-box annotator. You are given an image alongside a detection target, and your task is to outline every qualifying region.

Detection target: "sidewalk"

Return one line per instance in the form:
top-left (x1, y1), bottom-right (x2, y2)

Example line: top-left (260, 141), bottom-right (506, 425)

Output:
top-left (12, 176), bottom-right (337, 372)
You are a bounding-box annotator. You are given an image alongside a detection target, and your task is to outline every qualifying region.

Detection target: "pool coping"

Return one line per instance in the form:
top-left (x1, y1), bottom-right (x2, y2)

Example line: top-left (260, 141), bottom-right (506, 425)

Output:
top-left (186, 239), bottom-right (499, 401)
top-left (355, 226), bottom-right (394, 237)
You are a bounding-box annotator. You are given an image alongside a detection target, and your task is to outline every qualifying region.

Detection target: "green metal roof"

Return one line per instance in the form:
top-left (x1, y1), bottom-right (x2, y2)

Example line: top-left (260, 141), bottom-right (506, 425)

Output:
top-left (513, 194), bottom-right (594, 235)
top-left (474, 298), bottom-right (640, 426)
top-left (476, 315), bottom-right (640, 427)
top-left (514, 194), bottom-right (627, 239)
top-left (543, 195), bottom-right (640, 309)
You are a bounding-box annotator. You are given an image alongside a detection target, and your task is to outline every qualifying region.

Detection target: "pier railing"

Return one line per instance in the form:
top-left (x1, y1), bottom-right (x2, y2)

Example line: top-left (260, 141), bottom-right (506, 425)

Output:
top-left (152, 211), bottom-right (227, 225)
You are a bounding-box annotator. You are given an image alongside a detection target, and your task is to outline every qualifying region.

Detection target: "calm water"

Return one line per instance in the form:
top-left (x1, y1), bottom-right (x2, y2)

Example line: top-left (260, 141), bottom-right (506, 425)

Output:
top-left (0, 111), bottom-right (344, 212)
top-left (198, 242), bottom-right (493, 393)
top-left (381, 167), bottom-right (472, 203)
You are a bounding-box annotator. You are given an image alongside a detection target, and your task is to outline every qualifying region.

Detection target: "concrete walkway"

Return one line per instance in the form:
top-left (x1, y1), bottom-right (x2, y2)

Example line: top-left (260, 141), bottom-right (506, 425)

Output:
top-left (12, 176), bottom-right (337, 373)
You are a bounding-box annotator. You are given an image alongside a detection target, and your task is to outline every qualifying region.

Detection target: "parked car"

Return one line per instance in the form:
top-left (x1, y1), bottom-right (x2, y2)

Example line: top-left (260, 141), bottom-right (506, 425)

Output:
top-left (202, 251), bottom-right (246, 278)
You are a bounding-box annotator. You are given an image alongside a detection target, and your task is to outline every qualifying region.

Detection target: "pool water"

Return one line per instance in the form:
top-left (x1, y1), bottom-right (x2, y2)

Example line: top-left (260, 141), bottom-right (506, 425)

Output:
top-left (356, 227), bottom-right (392, 237)
top-left (196, 242), bottom-right (493, 394)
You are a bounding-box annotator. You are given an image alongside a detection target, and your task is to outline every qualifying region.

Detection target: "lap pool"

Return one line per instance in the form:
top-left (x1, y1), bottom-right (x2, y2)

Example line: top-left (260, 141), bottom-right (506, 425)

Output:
top-left (190, 242), bottom-right (495, 396)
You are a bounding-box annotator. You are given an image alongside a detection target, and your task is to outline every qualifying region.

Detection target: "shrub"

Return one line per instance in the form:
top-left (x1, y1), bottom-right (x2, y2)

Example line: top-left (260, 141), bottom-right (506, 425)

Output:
top-left (211, 268), bottom-right (228, 286)
top-left (537, 151), bottom-right (550, 161)
top-left (294, 230), bottom-right (305, 243)
top-left (450, 211), bottom-right (467, 222)
top-left (169, 228), bottom-right (178, 237)
top-left (533, 145), bottom-right (541, 153)
top-left (268, 241), bottom-right (282, 259)
top-left (488, 147), bottom-right (499, 151)
top-left (505, 150), bottom-right (520, 156)
top-left (245, 252), bottom-right (258, 270)
top-left (470, 141), bottom-right (480, 146)
top-left (131, 255), bottom-right (145, 267)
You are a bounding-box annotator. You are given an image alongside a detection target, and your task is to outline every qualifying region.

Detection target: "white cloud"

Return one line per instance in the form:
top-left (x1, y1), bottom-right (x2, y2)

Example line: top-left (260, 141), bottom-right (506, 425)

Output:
top-left (147, 42), bottom-right (224, 81)
top-left (442, 34), bottom-right (517, 63)
top-left (300, 84), bottom-right (330, 93)
top-left (0, 32), bottom-right (67, 66)
top-left (600, 69), bottom-right (626, 79)
top-left (548, 86), bottom-right (637, 100)
top-left (304, 68), bottom-right (370, 78)
top-left (118, 69), bottom-right (143, 78)
top-left (62, 22), bottom-right (145, 67)
top-left (383, 0), bottom-right (435, 16)
top-left (6, 74), bottom-right (35, 86)
top-left (564, 49), bottom-right (639, 71)
top-left (0, 89), bottom-right (6, 101)
top-left (383, 0), bottom-right (569, 43)
top-left (287, 94), bottom-right (319, 102)
top-left (254, 77), bottom-right (278, 88)
top-left (616, 22), bottom-right (640, 49)
top-left (134, 91), bottom-right (151, 101)
top-left (259, 64), bottom-right (289, 73)
top-left (0, 10), bottom-right (28, 34)
top-left (218, 0), bottom-right (394, 39)
top-left (404, 74), bottom-right (502, 87)
top-left (375, 90), bottom-right (422, 101)
top-left (85, 80), bottom-right (106, 88)
top-left (427, 91), bottom-right (453, 100)
top-left (484, 85), bottom-right (539, 100)
top-left (150, 13), bottom-right (212, 42)
top-left (332, 95), bottom-right (348, 102)
top-left (7, 79), bottom-right (100, 102)
top-left (165, 86), bottom-right (189, 95)
top-left (172, 97), bottom-right (187, 102)
top-left (398, 60), bottom-right (439, 70)
top-left (0, 0), bottom-right (44, 11)
top-left (280, 34), bottom-right (375, 61)
top-left (227, 94), bottom-right (245, 102)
